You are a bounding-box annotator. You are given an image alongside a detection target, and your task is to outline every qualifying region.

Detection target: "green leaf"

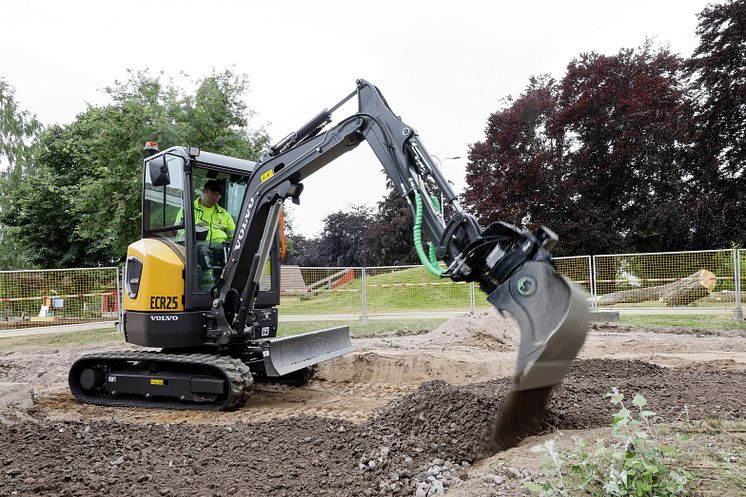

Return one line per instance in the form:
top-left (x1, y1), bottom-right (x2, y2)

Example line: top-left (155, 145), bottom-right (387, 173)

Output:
top-left (632, 393), bottom-right (647, 408)
top-left (522, 481), bottom-right (543, 493)
top-left (639, 410), bottom-right (656, 418)
top-left (613, 407), bottom-right (631, 425)
top-left (607, 389), bottom-right (624, 404)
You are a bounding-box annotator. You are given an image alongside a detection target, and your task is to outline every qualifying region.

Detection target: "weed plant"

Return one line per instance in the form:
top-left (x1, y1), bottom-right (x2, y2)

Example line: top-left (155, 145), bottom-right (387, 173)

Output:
top-left (525, 389), bottom-right (690, 497)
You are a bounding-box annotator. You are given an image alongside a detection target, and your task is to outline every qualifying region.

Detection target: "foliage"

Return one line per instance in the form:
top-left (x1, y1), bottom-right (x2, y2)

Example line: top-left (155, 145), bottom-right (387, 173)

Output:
top-left (689, 0), bottom-right (746, 183)
top-left (0, 79), bottom-right (42, 269)
top-left (287, 206), bottom-right (374, 267)
top-left (464, 44), bottom-right (695, 256)
top-left (0, 78), bottom-right (41, 172)
top-left (674, 0), bottom-right (746, 249)
top-left (286, 175), bottom-right (422, 268)
top-left (526, 390), bottom-right (690, 497)
top-left (0, 70), bottom-right (268, 268)
top-left (362, 188), bottom-right (418, 266)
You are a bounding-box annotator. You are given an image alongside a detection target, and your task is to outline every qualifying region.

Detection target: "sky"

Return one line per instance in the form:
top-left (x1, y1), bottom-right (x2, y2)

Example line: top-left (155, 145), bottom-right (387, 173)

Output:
top-left (1, 0), bottom-right (710, 236)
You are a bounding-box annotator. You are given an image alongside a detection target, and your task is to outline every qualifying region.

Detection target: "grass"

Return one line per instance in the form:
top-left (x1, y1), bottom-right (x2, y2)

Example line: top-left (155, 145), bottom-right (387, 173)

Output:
top-left (0, 318), bottom-right (448, 351)
top-left (281, 266), bottom-right (473, 315)
top-left (277, 318), bottom-right (447, 337)
top-left (620, 313), bottom-right (746, 331)
top-left (1, 308), bottom-right (743, 353)
top-left (0, 327), bottom-right (123, 351)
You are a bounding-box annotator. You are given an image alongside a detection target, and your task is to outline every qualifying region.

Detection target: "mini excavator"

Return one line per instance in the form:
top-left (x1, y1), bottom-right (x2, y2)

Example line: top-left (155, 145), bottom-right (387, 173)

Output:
top-left (69, 80), bottom-right (589, 427)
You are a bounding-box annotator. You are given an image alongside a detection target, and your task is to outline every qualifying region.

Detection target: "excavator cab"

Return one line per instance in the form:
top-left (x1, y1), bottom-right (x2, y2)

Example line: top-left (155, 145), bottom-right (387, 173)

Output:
top-left (124, 146), bottom-right (283, 347)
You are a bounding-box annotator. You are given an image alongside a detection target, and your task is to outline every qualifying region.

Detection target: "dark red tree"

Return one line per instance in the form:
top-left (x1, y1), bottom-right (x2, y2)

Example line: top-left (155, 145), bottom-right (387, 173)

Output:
top-left (463, 75), bottom-right (565, 232)
top-left (556, 45), bottom-right (694, 254)
top-left (464, 45), bottom-right (695, 255)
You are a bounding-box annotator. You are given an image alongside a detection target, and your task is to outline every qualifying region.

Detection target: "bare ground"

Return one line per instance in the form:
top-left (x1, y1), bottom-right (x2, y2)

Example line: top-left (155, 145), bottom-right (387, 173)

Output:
top-left (1, 312), bottom-right (745, 496)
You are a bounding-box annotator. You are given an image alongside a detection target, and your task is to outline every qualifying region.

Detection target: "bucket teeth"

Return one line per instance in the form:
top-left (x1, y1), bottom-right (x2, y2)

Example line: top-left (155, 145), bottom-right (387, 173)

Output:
top-left (487, 261), bottom-right (589, 391)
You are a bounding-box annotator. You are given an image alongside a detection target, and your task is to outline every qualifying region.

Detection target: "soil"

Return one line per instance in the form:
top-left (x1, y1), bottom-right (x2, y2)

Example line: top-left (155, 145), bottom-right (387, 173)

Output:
top-left (1, 312), bottom-right (745, 496)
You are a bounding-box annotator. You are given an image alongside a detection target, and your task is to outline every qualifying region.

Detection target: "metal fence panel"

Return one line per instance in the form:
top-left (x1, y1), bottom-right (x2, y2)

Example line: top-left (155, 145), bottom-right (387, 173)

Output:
top-left (0, 267), bottom-right (119, 330)
top-left (2, 250), bottom-right (740, 332)
top-left (363, 265), bottom-right (471, 316)
top-left (279, 267), bottom-right (364, 318)
top-left (593, 250), bottom-right (736, 309)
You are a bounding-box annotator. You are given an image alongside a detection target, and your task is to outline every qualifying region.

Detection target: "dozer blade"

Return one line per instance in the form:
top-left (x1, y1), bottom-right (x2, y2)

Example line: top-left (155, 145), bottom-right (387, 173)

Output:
top-left (488, 260), bottom-right (589, 391)
top-left (259, 326), bottom-right (354, 377)
top-left (482, 260), bottom-right (589, 453)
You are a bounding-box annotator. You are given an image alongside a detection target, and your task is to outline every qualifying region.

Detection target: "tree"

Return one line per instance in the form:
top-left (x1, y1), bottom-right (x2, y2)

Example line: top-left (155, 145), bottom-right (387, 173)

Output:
top-left (1, 70), bottom-right (268, 268)
top-left (0, 79), bottom-right (42, 269)
top-left (361, 186), bottom-right (419, 266)
top-left (463, 75), bottom-right (565, 231)
top-left (680, 0), bottom-right (746, 248)
top-left (689, 0), bottom-right (746, 181)
top-left (0, 78), bottom-right (40, 173)
top-left (464, 45), bottom-right (695, 255)
top-left (316, 206), bottom-right (373, 266)
top-left (286, 206), bottom-right (373, 267)
top-left (555, 44), bottom-right (694, 254)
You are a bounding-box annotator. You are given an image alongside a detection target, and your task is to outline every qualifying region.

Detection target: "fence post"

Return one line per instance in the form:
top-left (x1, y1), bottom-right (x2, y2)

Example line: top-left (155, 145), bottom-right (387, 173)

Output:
top-left (736, 250), bottom-right (743, 320)
top-left (117, 266), bottom-right (124, 333)
top-left (590, 256), bottom-right (598, 310)
top-left (361, 267), bottom-right (368, 324)
top-left (469, 282), bottom-right (476, 314)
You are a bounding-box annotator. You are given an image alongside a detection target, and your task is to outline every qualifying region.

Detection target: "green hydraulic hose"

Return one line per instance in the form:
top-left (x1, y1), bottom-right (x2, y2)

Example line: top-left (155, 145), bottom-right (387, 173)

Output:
top-left (413, 192), bottom-right (445, 277)
top-left (428, 196), bottom-right (441, 267)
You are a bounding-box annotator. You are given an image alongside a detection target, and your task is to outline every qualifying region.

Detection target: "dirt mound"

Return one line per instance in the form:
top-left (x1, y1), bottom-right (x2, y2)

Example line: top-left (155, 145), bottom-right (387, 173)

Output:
top-left (417, 310), bottom-right (521, 350)
top-left (345, 359), bottom-right (746, 495)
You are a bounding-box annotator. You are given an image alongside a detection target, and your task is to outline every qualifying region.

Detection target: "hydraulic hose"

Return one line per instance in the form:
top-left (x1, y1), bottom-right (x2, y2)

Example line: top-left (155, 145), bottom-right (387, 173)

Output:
top-left (413, 193), bottom-right (445, 277)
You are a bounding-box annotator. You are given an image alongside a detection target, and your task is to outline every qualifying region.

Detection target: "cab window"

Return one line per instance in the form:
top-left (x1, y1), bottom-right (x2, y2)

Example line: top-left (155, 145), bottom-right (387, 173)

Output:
top-left (143, 155), bottom-right (185, 243)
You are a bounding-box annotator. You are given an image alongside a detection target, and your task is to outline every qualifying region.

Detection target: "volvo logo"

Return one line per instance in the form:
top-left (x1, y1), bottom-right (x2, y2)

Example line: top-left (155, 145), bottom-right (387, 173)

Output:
top-left (150, 315), bottom-right (179, 321)
top-left (234, 196), bottom-right (256, 251)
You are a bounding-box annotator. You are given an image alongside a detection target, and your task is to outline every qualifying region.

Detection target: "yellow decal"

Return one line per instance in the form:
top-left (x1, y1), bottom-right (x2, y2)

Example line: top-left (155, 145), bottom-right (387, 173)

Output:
top-left (150, 379), bottom-right (165, 386)
top-left (260, 169), bottom-right (274, 183)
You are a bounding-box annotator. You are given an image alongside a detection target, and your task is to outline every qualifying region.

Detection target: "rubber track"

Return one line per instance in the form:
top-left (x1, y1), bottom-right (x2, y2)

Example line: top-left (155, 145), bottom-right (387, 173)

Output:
top-left (68, 350), bottom-right (253, 411)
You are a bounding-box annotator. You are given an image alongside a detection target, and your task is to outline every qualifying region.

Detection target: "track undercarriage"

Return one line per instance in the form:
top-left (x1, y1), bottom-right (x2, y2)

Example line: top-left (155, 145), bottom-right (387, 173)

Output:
top-left (68, 327), bottom-right (353, 410)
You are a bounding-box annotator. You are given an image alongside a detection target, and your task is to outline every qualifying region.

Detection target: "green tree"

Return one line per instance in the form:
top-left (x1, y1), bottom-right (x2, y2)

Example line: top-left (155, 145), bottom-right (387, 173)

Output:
top-left (1, 69), bottom-right (268, 268)
top-left (0, 78), bottom-right (42, 269)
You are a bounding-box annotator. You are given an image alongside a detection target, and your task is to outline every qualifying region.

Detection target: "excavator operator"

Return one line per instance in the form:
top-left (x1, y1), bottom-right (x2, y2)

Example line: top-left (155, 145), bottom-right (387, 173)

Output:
top-left (176, 179), bottom-right (236, 289)
top-left (192, 180), bottom-right (236, 242)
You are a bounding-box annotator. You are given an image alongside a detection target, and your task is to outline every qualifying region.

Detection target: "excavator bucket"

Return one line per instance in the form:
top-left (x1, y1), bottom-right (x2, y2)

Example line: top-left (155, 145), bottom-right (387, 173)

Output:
top-left (488, 260), bottom-right (589, 390)
top-left (260, 326), bottom-right (355, 377)
top-left (484, 260), bottom-right (589, 451)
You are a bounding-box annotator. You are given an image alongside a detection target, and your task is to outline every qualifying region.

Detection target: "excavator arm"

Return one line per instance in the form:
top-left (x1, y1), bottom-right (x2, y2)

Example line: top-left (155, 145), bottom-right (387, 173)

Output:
top-left (211, 80), bottom-right (589, 445)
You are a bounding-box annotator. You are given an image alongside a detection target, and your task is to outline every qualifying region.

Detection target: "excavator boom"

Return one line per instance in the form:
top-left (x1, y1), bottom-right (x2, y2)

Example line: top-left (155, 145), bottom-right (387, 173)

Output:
top-left (209, 80), bottom-right (589, 443)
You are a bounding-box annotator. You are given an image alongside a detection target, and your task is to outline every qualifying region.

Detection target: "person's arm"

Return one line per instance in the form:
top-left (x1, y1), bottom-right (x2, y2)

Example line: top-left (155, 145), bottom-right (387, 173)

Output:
top-left (225, 212), bottom-right (236, 240)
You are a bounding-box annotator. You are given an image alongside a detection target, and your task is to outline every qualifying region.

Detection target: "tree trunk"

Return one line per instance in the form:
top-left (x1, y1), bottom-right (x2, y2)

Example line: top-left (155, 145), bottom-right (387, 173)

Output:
top-left (704, 290), bottom-right (737, 303)
top-left (659, 270), bottom-right (717, 306)
top-left (596, 270), bottom-right (717, 307)
top-left (596, 284), bottom-right (668, 306)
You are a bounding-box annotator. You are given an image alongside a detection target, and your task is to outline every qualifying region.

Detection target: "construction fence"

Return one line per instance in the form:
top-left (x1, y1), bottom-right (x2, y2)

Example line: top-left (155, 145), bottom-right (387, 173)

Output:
top-left (0, 249), bottom-right (743, 331)
top-left (0, 267), bottom-right (120, 330)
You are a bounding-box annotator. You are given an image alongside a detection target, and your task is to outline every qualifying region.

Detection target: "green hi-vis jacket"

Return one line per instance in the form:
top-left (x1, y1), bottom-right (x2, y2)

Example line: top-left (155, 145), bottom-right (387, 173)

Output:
top-left (176, 199), bottom-right (236, 243)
